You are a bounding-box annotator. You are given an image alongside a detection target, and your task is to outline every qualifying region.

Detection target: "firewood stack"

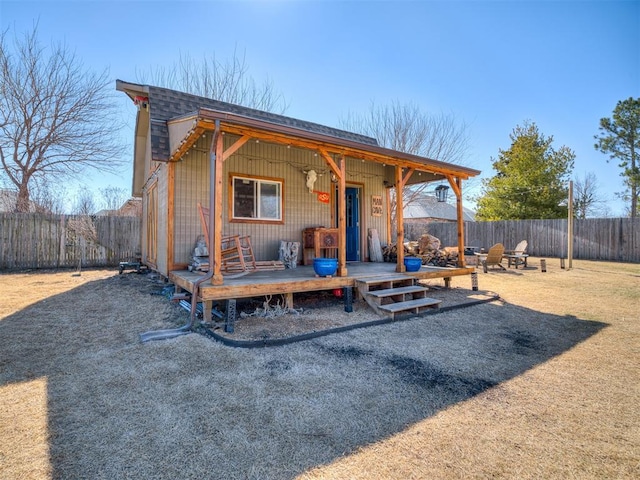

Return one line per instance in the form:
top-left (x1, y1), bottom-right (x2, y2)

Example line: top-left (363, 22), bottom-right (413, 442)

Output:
top-left (382, 233), bottom-right (458, 267)
top-left (189, 235), bottom-right (210, 272)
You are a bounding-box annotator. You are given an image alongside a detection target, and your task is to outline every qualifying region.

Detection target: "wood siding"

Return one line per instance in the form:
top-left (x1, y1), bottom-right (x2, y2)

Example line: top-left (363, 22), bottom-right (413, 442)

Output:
top-left (169, 137), bottom-right (390, 270)
top-left (407, 218), bottom-right (640, 263)
top-left (174, 134), bottom-right (210, 266)
top-left (0, 213), bottom-right (141, 270)
top-left (155, 164), bottom-right (170, 274)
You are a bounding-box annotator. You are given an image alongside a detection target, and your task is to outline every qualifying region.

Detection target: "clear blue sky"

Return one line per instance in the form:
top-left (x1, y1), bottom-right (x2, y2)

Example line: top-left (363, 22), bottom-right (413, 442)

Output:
top-left (2, 0), bottom-right (639, 215)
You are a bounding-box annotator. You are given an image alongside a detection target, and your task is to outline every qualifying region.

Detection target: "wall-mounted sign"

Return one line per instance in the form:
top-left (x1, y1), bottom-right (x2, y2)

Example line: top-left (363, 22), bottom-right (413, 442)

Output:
top-left (372, 195), bottom-right (383, 216)
top-left (316, 191), bottom-right (330, 204)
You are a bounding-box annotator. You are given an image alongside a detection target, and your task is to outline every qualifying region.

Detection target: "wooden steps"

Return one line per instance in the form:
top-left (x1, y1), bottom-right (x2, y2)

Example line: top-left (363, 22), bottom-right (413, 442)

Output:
top-left (366, 285), bottom-right (429, 301)
top-left (378, 298), bottom-right (442, 316)
top-left (356, 274), bottom-right (415, 293)
top-left (355, 274), bottom-right (441, 319)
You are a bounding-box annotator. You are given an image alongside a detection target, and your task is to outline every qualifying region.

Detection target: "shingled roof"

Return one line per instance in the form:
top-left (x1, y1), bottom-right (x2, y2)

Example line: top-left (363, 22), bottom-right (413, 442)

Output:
top-left (404, 193), bottom-right (476, 222)
top-left (136, 83), bottom-right (379, 161)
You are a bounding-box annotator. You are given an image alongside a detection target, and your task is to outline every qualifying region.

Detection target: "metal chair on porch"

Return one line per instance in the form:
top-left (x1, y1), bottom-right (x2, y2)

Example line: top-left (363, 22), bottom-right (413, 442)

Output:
top-left (197, 203), bottom-right (256, 274)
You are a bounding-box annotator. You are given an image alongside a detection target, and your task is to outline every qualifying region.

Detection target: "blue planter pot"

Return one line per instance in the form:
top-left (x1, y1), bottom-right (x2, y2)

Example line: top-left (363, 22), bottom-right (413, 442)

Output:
top-left (404, 257), bottom-right (422, 272)
top-left (313, 258), bottom-right (338, 277)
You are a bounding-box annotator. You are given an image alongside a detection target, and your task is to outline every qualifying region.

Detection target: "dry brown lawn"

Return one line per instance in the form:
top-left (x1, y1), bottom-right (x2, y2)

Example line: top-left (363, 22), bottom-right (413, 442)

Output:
top-left (0, 259), bottom-right (638, 479)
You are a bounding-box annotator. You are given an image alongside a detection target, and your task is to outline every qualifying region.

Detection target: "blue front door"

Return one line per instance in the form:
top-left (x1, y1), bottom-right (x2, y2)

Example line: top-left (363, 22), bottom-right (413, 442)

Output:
top-left (345, 187), bottom-right (360, 261)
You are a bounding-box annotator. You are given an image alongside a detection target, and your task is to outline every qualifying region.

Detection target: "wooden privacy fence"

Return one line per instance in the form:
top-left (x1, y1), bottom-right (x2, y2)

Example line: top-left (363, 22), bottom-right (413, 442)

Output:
top-left (406, 218), bottom-right (640, 263)
top-left (0, 213), bottom-right (141, 270)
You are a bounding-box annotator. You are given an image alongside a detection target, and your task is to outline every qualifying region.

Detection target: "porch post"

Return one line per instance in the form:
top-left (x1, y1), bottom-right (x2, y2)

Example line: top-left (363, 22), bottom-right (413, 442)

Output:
top-left (210, 122), bottom-right (225, 285)
top-left (337, 155), bottom-right (348, 277)
top-left (395, 166), bottom-right (406, 273)
top-left (447, 175), bottom-right (465, 268)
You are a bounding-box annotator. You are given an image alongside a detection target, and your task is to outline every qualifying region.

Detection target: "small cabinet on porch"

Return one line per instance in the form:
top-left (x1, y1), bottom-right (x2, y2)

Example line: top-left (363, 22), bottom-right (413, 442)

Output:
top-left (302, 227), bottom-right (339, 265)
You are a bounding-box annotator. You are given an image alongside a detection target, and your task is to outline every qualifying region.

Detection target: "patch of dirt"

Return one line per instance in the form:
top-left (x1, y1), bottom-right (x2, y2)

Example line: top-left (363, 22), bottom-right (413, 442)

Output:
top-left (201, 285), bottom-right (498, 342)
top-left (44, 271), bottom-right (496, 343)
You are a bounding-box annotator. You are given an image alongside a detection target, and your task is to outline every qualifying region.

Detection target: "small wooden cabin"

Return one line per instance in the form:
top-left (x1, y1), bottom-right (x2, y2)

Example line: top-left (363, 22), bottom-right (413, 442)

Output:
top-left (116, 80), bottom-right (479, 306)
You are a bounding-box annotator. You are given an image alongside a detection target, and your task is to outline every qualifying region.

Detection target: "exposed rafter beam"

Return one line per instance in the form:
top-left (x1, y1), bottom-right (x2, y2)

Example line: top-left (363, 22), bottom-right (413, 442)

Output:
top-left (445, 174), bottom-right (462, 198)
top-left (402, 168), bottom-right (415, 188)
top-left (222, 134), bottom-right (251, 161)
top-left (318, 148), bottom-right (342, 180)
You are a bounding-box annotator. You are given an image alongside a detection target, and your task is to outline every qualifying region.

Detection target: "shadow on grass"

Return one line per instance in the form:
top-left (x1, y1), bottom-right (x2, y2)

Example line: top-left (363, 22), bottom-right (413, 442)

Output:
top-left (0, 273), bottom-right (607, 480)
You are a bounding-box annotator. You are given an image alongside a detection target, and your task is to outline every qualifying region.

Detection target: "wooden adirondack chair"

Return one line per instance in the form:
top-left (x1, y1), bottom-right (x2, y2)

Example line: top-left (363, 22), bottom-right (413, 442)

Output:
top-left (475, 243), bottom-right (506, 272)
top-left (504, 240), bottom-right (529, 269)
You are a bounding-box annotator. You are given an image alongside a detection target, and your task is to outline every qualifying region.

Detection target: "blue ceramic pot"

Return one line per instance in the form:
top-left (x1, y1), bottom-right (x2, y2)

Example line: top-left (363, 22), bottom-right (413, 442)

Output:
top-left (404, 257), bottom-right (422, 272)
top-left (313, 258), bottom-right (338, 276)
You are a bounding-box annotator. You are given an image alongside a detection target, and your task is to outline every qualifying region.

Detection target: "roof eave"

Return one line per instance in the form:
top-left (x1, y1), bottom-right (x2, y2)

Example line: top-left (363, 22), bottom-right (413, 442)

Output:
top-left (116, 79), bottom-right (150, 102)
top-left (166, 108), bottom-right (480, 180)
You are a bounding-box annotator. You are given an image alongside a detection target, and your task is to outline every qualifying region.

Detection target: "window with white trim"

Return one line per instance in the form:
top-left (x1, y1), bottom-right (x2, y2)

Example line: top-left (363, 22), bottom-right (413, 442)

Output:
top-left (231, 175), bottom-right (283, 222)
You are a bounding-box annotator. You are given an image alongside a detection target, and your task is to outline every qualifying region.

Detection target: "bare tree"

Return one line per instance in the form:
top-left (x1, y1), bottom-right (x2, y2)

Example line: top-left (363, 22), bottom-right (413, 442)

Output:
top-left (573, 172), bottom-right (608, 219)
top-left (73, 188), bottom-right (97, 215)
top-left (0, 174), bottom-right (67, 213)
top-left (341, 101), bottom-right (470, 161)
top-left (67, 213), bottom-right (98, 273)
top-left (30, 178), bottom-right (68, 214)
top-left (136, 48), bottom-right (288, 113)
top-left (0, 24), bottom-right (125, 213)
top-left (99, 185), bottom-right (128, 214)
top-left (340, 101), bottom-right (471, 238)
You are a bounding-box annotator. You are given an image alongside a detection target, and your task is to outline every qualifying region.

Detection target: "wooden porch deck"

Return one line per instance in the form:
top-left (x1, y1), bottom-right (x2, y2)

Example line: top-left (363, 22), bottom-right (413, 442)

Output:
top-left (169, 262), bottom-right (474, 303)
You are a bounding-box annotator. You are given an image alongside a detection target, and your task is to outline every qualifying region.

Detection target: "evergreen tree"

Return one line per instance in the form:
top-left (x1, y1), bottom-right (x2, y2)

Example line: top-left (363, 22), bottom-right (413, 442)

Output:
top-left (476, 122), bottom-right (575, 220)
top-left (594, 97), bottom-right (640, 218)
